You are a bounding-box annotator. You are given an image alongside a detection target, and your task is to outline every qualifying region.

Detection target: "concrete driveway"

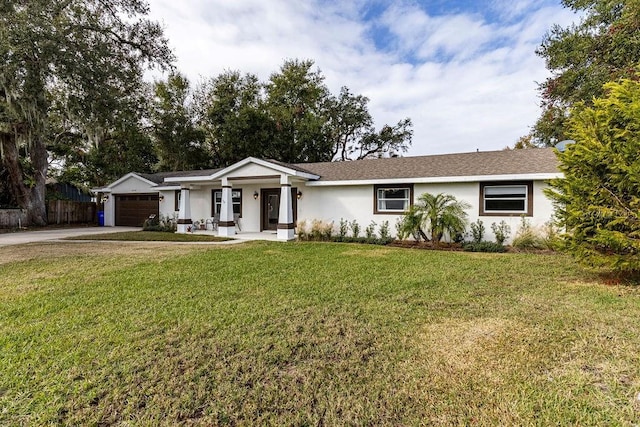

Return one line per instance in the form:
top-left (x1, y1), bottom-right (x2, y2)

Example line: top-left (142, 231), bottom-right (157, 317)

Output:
top-left (0, 226), bottom-right (140, 247)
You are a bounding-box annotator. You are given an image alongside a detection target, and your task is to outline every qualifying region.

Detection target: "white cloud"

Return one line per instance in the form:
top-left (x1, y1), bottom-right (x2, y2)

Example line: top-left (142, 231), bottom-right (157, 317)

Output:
top-left (146, 0), bottom-right (579, 155)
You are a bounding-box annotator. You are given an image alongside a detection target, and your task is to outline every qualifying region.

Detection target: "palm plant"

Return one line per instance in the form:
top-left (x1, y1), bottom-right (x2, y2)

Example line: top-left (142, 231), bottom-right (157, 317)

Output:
top-left (396, 205), bottom-right (429, 241)
top-left (415, 192), bottom-right (470, 246)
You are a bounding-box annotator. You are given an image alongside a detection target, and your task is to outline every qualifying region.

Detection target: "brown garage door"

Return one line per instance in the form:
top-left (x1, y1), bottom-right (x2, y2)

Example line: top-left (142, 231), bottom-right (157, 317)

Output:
top-left (115, 194), bottom-right (159, 226)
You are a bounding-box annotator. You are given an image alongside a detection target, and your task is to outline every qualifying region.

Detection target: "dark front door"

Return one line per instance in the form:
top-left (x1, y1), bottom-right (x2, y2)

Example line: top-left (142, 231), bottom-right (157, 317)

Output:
top-left (262, 189), bottom-right (280, 231)
top-left (261, 188), bottom-right (298, 231)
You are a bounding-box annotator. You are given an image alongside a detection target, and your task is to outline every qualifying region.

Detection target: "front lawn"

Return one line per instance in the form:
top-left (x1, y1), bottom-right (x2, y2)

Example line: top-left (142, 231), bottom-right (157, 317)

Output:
top-left (1, 241), bottom-right (639, 424)
top-left (65, 230), bottom-right (233, 242)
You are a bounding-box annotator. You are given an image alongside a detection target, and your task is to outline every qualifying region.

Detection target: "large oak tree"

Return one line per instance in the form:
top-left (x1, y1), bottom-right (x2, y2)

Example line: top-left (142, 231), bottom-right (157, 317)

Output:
top-left (0, 0), bottom-right (172, 225)
top-left (531, 0), bottom-right (640, 146)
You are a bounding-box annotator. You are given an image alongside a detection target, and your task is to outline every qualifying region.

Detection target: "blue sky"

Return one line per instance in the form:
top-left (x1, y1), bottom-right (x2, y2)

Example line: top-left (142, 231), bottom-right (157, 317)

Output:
top-left (146, 0), bottom-right (578, 155)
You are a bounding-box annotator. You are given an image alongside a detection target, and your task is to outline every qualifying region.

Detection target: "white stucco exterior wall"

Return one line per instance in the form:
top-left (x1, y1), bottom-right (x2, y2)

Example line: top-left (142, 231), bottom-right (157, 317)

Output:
top-left (297, 180), bottom-right (555, 243)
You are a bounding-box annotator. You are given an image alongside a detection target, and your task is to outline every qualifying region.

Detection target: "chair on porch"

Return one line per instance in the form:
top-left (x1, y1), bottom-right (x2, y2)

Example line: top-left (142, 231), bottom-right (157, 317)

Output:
top-left (212, 214), bottom-right (219, 231)
top-left (206, 216), bottom-right (218, 231)
top-left (233, 213), bottom-right (241, 231)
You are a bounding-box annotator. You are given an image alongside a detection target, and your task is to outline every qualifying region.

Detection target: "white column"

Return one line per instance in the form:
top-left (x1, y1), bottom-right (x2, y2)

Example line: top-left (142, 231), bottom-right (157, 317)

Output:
top-left (277, 174), bottom-right (295, 241)
top-left (176, 187), bottom-right (192, 233)
top-left (218, 178), bottom-right (236, 237)
top-left (103, 193), bottom-right (115, 226)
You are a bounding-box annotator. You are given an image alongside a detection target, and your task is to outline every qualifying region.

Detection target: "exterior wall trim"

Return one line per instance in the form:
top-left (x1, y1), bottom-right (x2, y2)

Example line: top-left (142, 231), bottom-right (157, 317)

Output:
top-left (306, 173), bottom-right (562, 187)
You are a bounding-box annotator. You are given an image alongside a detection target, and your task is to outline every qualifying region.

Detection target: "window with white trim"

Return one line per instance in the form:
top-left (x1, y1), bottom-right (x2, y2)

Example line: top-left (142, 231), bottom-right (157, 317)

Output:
top-left (374, 184), bottom-right (413, 213)
top-left (480, 182), bottom-right (532, 216)
top-left (212, 189), bottom-right (242, 217)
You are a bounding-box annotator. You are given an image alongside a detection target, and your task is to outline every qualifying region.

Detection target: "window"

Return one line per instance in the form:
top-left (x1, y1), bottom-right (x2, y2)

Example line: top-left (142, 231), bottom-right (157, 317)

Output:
top-left (174, 190), bottom-right (181, 211)
top-left (374, 184), bottom-right (413, 214)
top-left (480, 182), bottom-right (532, 216)
top-left (212, 189), bottom-right (242, 217)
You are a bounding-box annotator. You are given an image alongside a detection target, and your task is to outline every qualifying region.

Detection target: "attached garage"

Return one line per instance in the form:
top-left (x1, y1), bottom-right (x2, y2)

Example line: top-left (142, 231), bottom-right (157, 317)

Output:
top-left (115, 194), bottom-right (159, 226)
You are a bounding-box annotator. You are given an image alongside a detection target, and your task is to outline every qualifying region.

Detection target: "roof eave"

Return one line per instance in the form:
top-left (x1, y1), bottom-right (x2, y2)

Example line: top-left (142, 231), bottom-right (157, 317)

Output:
top-left (164, 157), bottom-right (320, 183)
top-left (305, 172), bottom-right (563, 186)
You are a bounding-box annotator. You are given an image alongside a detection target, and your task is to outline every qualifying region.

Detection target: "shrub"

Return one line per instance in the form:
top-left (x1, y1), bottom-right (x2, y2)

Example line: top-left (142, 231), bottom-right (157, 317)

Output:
top-left (463, 241), bottom-right (507, 253)
top-left (491, 220), bottom-right (511, 245)
top-left (378, 220), bottom-right (391, 241)
top-left (322, 221), bottom-right (334, 240)
top-left (546, 77), bottom-right (640, 274)
top-left (338, 218), bottom-right (348, 239)
top-left (297, 219), bottom-right (334, 241)
top-left (541, 221), bottom-right (561, 250)
top-left (511, 217), bottom-right (546, 250)
top-left (143, 214), bottom-right (177, 232)
top-left (365, 221), bottom-right (376, 240)
top-left (469, 219), bottom-right (485, 243)
top-left (296, 220), bottom-right (308, 240)
top-left (310, 219), bottom-right (324, 240)
top-left (350, 220), bottom-right (361, 238)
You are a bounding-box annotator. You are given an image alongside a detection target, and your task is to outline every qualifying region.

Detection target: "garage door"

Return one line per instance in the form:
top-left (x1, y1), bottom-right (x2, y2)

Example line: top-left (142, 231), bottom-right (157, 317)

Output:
top-left (115, 194), bottom-right (159, 226)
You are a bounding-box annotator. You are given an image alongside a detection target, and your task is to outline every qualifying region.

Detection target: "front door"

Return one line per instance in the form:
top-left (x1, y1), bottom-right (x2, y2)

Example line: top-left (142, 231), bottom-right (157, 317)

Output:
top-left (262, 189), bottom-right (280, 231)
top-left (261, 188), bottom-right (298, 231)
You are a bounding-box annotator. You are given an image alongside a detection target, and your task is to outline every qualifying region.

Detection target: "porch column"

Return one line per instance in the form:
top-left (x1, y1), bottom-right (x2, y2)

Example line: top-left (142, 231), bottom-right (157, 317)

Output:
top-left (218, 178), bottom-right (236, 237)
top-left (277, 174), bottom-right (295, 241)
top-left (176, 187), bottom-right (192, 233)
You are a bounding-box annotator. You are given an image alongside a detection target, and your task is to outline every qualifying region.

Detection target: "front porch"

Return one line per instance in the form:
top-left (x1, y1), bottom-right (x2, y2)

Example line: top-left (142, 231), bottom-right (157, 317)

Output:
top-left (161, 157), bottom-right (318, 241)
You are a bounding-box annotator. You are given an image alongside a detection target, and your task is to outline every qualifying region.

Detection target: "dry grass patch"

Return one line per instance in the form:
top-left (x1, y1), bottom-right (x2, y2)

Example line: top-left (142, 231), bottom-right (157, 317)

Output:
top-left (341, 248), bottom-right (394, 257)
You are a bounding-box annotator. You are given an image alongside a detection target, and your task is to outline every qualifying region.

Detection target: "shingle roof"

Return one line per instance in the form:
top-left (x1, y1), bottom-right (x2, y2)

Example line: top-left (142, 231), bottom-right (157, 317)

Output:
top-left (137, 149), bottom-right (559, 185)
top-left (138, 169), bottom-right (222, 185)
top-left (294, 148), bottom-right (559, 181)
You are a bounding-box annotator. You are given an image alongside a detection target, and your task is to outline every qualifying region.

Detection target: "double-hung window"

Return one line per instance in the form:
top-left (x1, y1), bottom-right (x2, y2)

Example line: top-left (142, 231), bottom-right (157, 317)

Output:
top-left (374, 184), bottom-right (413, 214)
top-left (480, 182), bottom-right (532, 216)
top-left (212, 189), bottom-right (242, 217)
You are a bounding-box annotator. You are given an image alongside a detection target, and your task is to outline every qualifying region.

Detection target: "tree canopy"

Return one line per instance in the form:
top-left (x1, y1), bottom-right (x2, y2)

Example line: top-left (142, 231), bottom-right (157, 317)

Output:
top-left (1, 1), bottom-right (411, 226)
top-left (0, 0), bottom-right (172, 224)
top-left (157, 59), bottom-right (413, 168)
top-left (546, 77), bottom-right (640, 275)
top-left (531, 0), bottom-right (640, 146)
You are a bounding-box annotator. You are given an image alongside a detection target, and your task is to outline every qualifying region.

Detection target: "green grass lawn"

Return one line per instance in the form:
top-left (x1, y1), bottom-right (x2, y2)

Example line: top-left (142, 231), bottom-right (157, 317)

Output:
top-left (66, 230), bottom-right (233, 242)
top-left (1, 241), bottom-right (639, 425)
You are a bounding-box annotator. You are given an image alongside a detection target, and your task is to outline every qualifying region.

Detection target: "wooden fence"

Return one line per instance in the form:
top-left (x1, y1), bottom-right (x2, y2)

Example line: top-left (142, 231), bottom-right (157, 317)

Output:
top-left (0, 209), bottom-right (27, 228)
top-left (47, 200), bottom-right (97, 225)
top-left (0, 201), bottom-right (97, 228)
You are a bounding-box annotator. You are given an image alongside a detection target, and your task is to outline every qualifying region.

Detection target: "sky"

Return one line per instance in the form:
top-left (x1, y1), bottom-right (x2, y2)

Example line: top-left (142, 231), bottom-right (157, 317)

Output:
top-left (146, 0), bottom-right (579, 156)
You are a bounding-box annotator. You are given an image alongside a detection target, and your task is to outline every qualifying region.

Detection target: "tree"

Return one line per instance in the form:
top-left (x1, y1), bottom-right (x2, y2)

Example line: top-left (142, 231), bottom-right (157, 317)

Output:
top-left (530, 0), bottom-right (640, 146)
top-left (151, 73), bottom-right (210, 171)
top-left (194, 71), bottom-right (274, 167)
top-left (0, 0), bottom-right (172, 225)
top-left (190, 59), bottom-right (412, 165)
top-left (397, 193), bottom-right (470, 245)
top-left (328, 87), bottom-right (412, 161)
top-left (50, 87), bottom-right (159, 188)
top-left (265, 59), bottom-right (334, 163)
top-left (546, 77), bottom-right (640, 275)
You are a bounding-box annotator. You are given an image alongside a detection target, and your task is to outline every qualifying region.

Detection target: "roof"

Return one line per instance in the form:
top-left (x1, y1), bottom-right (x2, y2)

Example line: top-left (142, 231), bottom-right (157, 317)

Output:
top-left (117, 148), bottom-right (559, 188)
top-left (138, 168), bottom-right (222, 185)
top-left (294, 148), bottom-right (559, 182)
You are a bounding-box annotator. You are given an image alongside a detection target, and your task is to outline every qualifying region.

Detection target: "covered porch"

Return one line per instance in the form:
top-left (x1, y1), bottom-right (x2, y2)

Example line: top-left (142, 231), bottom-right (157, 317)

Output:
top-left (162, 158), bottom-right (319, 241)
